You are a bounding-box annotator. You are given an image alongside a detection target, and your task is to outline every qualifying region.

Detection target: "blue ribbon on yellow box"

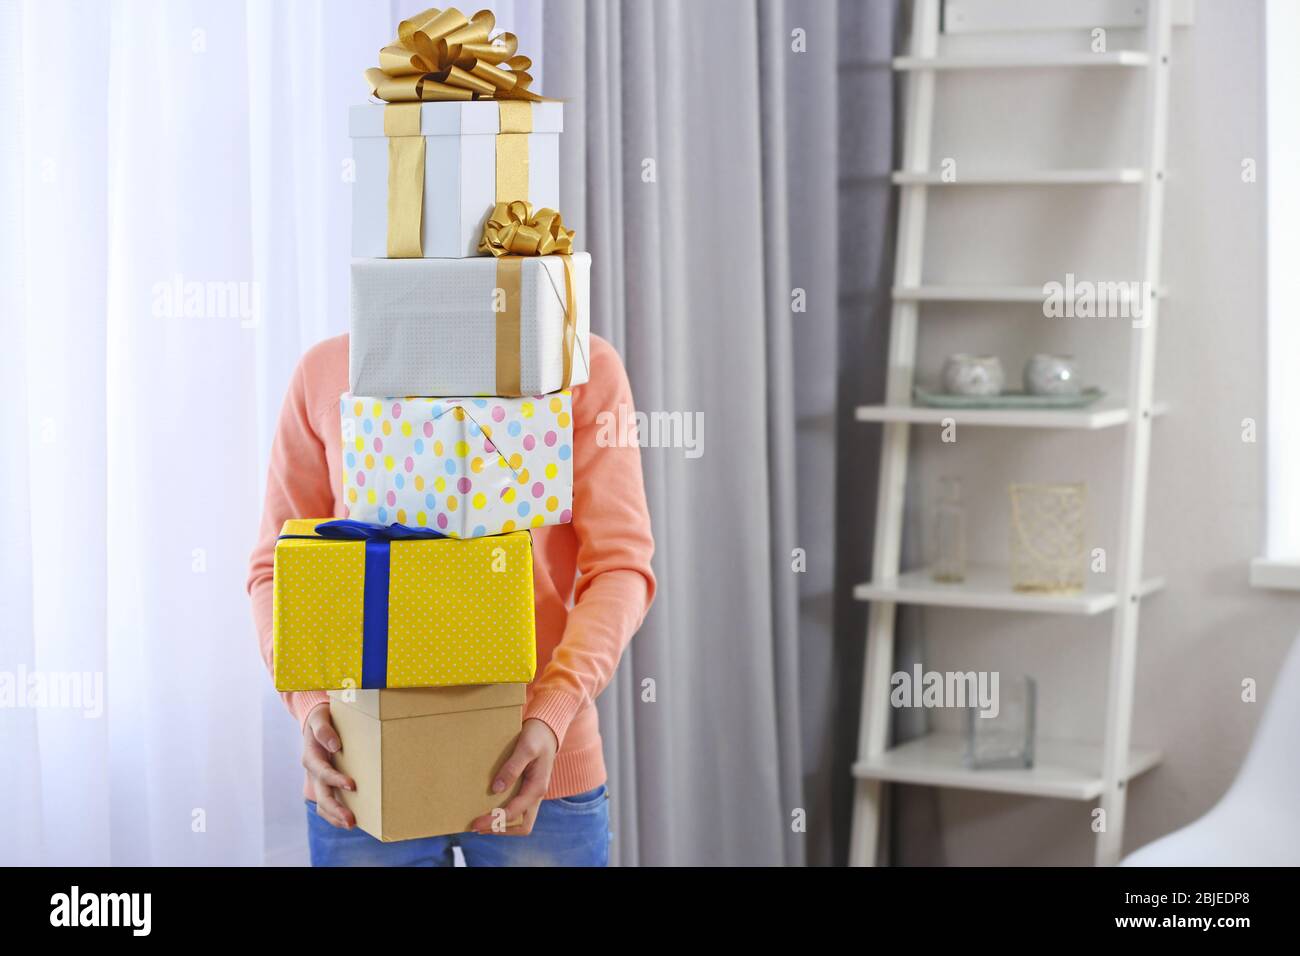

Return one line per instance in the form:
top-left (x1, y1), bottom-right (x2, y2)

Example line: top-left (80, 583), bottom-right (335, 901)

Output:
top-left (277, 519), bottom-right (446, 688)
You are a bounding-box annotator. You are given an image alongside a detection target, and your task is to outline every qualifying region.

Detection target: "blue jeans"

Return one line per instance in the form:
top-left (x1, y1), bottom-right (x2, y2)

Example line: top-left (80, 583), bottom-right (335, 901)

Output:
top-left (306, 785), bottom-right (610, 867)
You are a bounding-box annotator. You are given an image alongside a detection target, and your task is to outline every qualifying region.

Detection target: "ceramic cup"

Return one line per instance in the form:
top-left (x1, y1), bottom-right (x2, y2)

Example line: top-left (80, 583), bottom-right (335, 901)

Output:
top-left (1023, 354), bottom-right (1081, 396)
top-left (941, 354), bottom-right (1005, 397)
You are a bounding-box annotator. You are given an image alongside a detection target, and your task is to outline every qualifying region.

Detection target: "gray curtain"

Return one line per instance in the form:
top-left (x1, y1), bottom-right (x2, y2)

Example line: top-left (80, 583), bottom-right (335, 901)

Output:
top-left (831, 0), bottom-right (906, 866)
top-left (542, 0), bottom-right (897, 866)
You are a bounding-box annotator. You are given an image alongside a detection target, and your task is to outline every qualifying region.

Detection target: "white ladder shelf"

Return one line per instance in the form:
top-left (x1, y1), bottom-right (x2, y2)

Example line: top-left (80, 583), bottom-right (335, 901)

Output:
top-left (848, 0), bottom-right (1177, 868)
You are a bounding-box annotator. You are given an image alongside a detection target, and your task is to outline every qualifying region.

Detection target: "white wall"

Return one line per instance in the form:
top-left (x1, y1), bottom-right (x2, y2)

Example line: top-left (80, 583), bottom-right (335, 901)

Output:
top-left (893, 0), bottom-right (1300, 865)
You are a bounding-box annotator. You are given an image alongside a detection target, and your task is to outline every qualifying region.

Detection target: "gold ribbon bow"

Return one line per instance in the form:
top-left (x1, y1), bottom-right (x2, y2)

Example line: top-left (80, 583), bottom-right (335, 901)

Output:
top-left (365, 7), bottom-right (542, 103)
top-left (479, 202), bottom-right (579, 395)
top-left (478, 201), bottom-right (575, 258)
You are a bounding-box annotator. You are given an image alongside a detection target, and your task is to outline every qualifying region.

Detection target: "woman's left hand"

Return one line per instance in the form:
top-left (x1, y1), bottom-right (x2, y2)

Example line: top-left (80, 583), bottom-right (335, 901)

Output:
top-left (470, 718), bottom-right (559, 835)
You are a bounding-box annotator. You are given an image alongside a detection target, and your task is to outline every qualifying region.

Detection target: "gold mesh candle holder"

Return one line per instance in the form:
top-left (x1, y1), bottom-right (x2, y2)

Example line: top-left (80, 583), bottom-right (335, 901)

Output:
top-left (1009, 482), bottom-right (1087, 593)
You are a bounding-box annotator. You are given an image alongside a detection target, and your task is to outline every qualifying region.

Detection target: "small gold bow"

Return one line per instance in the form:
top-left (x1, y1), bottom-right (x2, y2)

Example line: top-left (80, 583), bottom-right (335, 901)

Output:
top-left (365, 7), bottom-right (542, 103)
top-left (478, 201), bottom-right (575, 257)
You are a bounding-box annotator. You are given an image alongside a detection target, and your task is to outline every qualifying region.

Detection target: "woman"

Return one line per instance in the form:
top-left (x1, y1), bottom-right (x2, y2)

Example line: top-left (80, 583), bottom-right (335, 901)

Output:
top-left (247, 333), bottom-right (655, 866)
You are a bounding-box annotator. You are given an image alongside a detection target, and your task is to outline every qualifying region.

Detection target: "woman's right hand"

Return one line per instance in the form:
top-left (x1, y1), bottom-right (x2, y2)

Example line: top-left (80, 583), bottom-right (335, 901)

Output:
top-left (303, 702), bottom-right (356, 829)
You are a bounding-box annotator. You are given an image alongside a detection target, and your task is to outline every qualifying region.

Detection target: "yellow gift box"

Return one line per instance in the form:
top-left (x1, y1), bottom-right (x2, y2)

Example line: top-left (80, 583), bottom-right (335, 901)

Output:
top-left (272, 519), bottom-right (536, 692)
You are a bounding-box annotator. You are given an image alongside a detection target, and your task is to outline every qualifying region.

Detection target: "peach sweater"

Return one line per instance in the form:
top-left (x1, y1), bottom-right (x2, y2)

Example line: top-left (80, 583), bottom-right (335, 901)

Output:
top-left (246, 333), bottom-right (656, 798)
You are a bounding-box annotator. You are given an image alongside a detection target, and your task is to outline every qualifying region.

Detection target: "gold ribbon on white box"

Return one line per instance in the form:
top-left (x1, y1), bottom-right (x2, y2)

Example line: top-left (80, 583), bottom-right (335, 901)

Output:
top-left (495, 100), bottom-right (532, 206)
top-left (369, 9), bottom-right (550, 257)
top-left (381, 100), bottom-right (536, 258)
top-left (384, 104), bottom-right (426, 258)
top-left (380, 88), bottom-right (537, 257)
top-left (478, 201), bottom-right (578, 396)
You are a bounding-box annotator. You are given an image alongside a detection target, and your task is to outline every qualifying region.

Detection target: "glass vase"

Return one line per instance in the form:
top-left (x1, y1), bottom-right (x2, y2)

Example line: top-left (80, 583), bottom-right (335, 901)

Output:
top-left (965, 675), bottom-right (1037, 770)
top-left (932, 476), bottom-right (966, 583)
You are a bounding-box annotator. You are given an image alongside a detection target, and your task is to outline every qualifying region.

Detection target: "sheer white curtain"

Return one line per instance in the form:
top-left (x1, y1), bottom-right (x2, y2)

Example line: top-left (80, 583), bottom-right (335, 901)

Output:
top-left (1265, 0), bottom-right (1300, 561)
top-left (0, 0), bottom-right (543, 867)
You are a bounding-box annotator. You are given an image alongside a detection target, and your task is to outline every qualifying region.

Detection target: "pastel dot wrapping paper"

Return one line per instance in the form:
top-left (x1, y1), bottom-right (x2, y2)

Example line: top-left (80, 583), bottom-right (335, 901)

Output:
top-left (272, 520), bottom-right (537, 692)
top-left (340, 392), bottom-right (574, 539)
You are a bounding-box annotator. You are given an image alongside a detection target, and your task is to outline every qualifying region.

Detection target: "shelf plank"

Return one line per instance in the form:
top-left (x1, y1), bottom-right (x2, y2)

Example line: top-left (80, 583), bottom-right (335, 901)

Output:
top-left (852, 565), bottom-right (1166, 616)
top-left (893, 51), bottom-right (1150, 71)
top-left (852, 733), bottom-right (1162, 801)
top-left (893, 168), bottom-right (1144, 186)
top-left (853, 400), bottom-right (1169, 430)
top-left (943, 0), bottom-right (1196, 34)
top-left (1249, 557), bottom-right (1300, 592)
top-left (891, 283), bottom-right (1165, 304)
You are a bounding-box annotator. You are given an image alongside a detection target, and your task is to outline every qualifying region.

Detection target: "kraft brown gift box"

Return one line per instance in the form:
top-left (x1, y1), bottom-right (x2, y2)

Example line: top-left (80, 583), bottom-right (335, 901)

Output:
top-left (328, 683), bottom-right (525, 842)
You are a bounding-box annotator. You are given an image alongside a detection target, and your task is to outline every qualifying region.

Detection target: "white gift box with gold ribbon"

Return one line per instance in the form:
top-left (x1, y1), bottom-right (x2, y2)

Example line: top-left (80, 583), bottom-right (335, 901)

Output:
top-left (350, 252), bottom-right (590, 398)
top-left (350, 100), bottom-right (562, 259)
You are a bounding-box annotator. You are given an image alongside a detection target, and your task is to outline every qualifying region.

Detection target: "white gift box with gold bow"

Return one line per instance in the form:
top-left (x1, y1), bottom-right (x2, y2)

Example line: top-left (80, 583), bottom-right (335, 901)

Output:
top-left (350, 252), bottom-right (590, 398)
top-left (350, 101), bottom-right (562, 259)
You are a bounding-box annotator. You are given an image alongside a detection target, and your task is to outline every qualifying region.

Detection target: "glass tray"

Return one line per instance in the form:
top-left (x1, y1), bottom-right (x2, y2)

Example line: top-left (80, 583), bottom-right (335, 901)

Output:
top-left (913, 386), bottom-right (1105, 409)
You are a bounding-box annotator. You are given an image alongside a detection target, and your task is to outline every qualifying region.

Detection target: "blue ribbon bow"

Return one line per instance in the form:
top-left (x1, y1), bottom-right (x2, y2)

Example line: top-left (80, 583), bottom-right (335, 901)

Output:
top-left (278, 519), bottom-right (446, 689)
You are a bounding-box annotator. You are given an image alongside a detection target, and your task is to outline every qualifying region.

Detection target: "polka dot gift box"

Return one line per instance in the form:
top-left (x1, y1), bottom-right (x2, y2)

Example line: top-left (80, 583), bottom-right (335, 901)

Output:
top-left (272, 520), bottom-right (536, 692)
top-left (340, 392), bottom-right (574, 539)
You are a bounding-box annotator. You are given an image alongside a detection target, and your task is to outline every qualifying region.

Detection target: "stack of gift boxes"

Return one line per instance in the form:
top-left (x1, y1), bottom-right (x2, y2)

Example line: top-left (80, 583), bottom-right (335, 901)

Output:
top-left (269, 8), bottom-right (589, 842)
